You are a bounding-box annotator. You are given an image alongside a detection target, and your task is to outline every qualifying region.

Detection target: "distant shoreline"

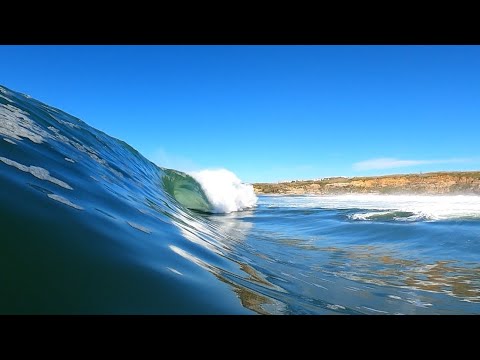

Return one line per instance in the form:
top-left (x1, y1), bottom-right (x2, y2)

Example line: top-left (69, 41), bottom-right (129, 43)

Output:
top-left (253, 171), bottom-right (480, 195)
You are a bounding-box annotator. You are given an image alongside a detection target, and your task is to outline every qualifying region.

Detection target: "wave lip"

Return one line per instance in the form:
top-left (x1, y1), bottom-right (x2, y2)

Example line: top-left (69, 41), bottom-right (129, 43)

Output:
top-left (349, 211), bottom-right (423, 222)
top-left (190, 169), bottom-right (257, 214)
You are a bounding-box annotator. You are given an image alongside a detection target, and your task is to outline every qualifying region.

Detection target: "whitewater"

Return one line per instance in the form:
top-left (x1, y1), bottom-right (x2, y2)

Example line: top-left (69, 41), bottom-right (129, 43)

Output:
top-left (1, 84), bottom-right (479, 314)
top-left (264, 194), bottom-right (480, 221)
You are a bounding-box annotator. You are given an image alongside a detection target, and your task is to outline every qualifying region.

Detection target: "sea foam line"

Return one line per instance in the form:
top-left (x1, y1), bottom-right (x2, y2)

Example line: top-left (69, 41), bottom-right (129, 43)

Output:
top-left (260, 194), bottom-right (480, 221)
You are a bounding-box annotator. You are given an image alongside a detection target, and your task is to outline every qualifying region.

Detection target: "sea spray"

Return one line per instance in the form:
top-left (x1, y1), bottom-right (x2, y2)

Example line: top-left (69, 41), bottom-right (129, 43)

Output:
top-left (190, 169), bottom-right (257, 213)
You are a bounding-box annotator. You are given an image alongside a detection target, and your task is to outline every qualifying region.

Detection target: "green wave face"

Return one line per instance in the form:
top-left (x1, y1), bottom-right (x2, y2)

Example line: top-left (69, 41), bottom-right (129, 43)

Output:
top-left (162, 169), bottom-right (213, 213)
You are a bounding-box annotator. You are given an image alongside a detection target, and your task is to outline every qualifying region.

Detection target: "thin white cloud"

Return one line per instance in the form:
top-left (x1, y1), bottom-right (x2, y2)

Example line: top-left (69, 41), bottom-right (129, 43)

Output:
top-left (245, 164), bottom-right (315, 183)
top-left (149, 148), bottom-right (200, 172)
top-left (353, 157), bottom-right (471, 171)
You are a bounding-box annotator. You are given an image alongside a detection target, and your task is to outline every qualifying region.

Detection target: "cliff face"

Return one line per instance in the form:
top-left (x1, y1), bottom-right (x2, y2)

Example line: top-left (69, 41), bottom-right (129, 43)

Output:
top-left (253, 171), bottom-right (480, 195)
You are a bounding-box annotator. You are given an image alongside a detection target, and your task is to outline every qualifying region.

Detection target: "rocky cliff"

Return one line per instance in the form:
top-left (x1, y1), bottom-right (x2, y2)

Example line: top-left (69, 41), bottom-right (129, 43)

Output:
top-left (253, 171), bottom-right (480, 195)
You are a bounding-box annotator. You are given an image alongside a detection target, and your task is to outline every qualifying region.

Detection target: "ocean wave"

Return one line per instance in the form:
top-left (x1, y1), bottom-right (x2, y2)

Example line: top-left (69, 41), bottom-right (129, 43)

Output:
top-left (259, 194), bottom-right (480, 221)
top-left (161, 168), bottom-right (257, 214)
top-left (0, 84), bottom-right (261, 314)
top-left (349, 211), bottom-right (423, 222)
top-left (2, 83), bottom-right (479, 314)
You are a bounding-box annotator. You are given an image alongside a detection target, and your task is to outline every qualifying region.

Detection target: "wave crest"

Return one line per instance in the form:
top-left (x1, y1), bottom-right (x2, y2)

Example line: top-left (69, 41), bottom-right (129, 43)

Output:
top-left (190, 169), bottom-right (257, 213)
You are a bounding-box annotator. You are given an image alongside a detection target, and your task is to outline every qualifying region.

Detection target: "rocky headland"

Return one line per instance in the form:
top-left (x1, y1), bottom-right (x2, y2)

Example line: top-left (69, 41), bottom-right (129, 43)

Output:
top-left (253, 171), bottom-right (480, 195)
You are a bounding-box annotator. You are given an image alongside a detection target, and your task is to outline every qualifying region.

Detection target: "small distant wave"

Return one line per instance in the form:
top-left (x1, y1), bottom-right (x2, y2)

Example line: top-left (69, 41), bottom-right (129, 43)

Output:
top-left (349, 211), bottom-right (426, 222)
top-left (190, 169), bottom-right (257, 214)
top-left (259, 194), bottom-right (480, 222)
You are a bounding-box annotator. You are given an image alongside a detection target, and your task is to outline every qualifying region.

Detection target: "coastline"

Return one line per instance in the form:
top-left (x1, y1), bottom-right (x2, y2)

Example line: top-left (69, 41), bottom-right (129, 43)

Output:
top-left (253, 171), bottom-right (480, 196)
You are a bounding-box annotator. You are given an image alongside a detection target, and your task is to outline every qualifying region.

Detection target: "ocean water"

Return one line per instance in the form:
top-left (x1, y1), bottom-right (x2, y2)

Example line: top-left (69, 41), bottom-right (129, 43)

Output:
top-left (1, 84), bottom-right (479, 315)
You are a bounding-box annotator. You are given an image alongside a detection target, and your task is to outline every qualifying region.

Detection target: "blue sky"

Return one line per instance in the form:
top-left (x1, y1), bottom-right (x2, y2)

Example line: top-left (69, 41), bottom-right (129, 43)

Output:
top-left (1, 45), bottom-right (479, 183)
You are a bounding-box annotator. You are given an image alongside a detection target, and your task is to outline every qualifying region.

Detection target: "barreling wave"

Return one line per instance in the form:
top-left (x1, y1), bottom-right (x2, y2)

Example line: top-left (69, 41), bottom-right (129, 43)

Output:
top-left (162, 169), bottom-right (213, 213)
top-left (162, 168), bottom-right (257, 214)
top-left (0, 84), bottom-right (260, 314)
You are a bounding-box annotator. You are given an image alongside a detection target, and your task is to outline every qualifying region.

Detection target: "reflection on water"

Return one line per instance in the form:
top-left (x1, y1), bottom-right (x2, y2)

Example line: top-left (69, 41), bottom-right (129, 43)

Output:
top-left (319, 246), bottom-right (480, 303)
top-left (201, 213), bottom-right (290, 314)
top-left (196, 196), bottom-right (480, 314)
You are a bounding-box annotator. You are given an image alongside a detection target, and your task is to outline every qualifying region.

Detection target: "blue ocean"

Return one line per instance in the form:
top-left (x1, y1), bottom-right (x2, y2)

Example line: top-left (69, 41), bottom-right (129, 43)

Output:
top-left (1, 84), bottom-right (479, 314)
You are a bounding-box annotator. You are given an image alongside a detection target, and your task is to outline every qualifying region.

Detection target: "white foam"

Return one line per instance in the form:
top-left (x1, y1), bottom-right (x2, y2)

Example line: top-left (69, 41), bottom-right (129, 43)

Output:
top-left (127, 221), bottom-right (151, 234)
top-left (0, 104), bottom-right (47, 143)
top-left (0, 103), bottom-right (117, 176)
top-left (167, 267), bottom-right (183, 276)
top-left (0, 94), bottom-right (13, 103)
top-left (0, 156), bottom-right (73, 190)
top-left (3, 137), bottom-right (16, 144)
top-left (260, 194), bottom-right (480, 221)
top-left (350, 211), bottom-right (396, 221)
top-left (47, 193), bottom-right (83, 210)
top-left (190, 169), bottom-right (257, 214)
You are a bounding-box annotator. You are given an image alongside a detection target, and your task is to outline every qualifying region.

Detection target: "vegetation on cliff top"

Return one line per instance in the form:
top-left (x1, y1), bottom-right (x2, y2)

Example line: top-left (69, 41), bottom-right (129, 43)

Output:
top-left (253, 171), bottom-right (480, 195)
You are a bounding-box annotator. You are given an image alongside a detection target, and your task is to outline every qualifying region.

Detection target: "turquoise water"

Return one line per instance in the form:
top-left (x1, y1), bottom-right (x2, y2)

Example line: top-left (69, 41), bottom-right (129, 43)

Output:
top-left (1, 84), bottom-right (479, 314)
